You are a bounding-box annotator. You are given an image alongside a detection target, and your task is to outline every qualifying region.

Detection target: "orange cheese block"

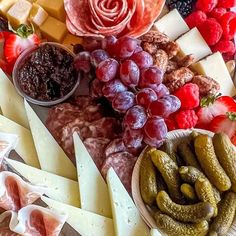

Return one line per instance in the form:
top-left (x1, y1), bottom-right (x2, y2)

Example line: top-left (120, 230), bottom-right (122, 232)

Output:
top-left (63, 34), bottom-right (83, 52)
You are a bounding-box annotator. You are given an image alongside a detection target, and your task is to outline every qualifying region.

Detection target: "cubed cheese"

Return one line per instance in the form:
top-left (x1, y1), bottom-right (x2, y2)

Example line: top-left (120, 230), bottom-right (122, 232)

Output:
top-left (39, 16), bottom-right (67, 43)
top-left (193, 52), bottom-right (236, 96)
top-left (0, 0), bottom-right (17, 17)
top-left (62, 34), bottom-right (83, 52)
top-left (154, 9), bottom-right (189, 40)
top-left (7, 0), bottom-right (32, 29)
top-left (176, 28), bottom-right (212, 62)
top-left (36, 0), bottom-right (65, 21)
top-left (29, 3), bottom-right (48, 27)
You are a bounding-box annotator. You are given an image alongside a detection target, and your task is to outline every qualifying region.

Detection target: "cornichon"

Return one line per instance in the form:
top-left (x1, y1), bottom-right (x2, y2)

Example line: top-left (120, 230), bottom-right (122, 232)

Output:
top-left (149, 149), bottom-right (183, 203)
top-left (209, 192), bottom-right (236, 236)
top-left (213, 133), bottom-right (236, 192)
top-left (156, 190), bottom-right (214, 223)
top-left (194, 135), bottom-right (231, 192)
top-left (180, 183), bottom-right (197, 202)
top-left (155, 212), bottom-right (209, 236)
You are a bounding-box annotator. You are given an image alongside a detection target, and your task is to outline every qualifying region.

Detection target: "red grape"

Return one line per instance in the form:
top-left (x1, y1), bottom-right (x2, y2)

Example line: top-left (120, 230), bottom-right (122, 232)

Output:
top-left (144, 117), bottom-right (168, 140)
top-left (83, 37), bottom-right (102, 51)
top-left (162, 95), bottom-right (181, 113)
top-left (101, 36), bottom-right (117, 55)
top-left (134, 45), bottom-right (143, 54)
top-left (120, 60), bottom-right (140, 87)
top-left (90, 78), bottom-right (104, 98)
top-left (96, 58), bottom-right (119, 82)
top-left (139, 66), bottom-right (163, 87)
top-left (143, 135), bottom-right (164, 148)
top-left (91, 49), bottom-right (109, 67)
top-left (123, 105), bottom-right (147, 129)
top-left (149, 84), bottom-right (170, 98)
top-left (123, 127), bottom-right (143, 149)
top-left (148, 99), bottom-right (172, 118)
top-left (136, 88), bottom-right (157, 109)
top-left (74, 51), bottom-right (91, 73)
top-left (102, 79), bottom-right (127, 101)
top-left (112, 91), bottom-right (135, 113)
top-left (130, 51), bottom-right (153, 69)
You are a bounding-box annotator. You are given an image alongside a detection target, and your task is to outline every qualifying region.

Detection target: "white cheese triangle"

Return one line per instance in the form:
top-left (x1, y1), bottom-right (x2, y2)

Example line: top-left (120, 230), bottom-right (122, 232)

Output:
top-left (0, 115), bottom-right (40, 168)
top-left (150, 229), bottom-right (162, 236)
top-left (24, 101), bottom-right (77, 180)
top-left (73, 133), bottom-right (112, 218)
top-left (6, 158), bottom-right (80, 207)
top-left (106, 168), bottom-right (149, 236)
top-left (0, 69), bottom-right (29, 129)
top-left (41, 196), bottom-right (115, 236)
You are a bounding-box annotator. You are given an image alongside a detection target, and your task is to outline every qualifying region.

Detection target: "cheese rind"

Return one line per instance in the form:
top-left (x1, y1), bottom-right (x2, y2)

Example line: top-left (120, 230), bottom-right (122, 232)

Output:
top-left (0, 0), bottom-right (17, 17)
top-left (154, 9), bottom-right (189, 40)
top-left (73, 133), bottom-right (112, 218)
top-left (24, 101), bottom-right (77, 180)
top-left (41, 196), bottom-right (115, 236)
top-left (29, 3), bottom-right (48, 27)
top-left (106, 168), bottom-right (149, 236)
top-left (0, 115), bottom-right (40, 168)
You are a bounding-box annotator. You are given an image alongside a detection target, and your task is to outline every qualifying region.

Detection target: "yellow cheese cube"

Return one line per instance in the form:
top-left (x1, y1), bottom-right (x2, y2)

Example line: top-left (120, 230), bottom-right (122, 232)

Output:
top-left (7, 0), bottom-right (32, 29)
top-left (29, 3), bottom-right (48, 27)
top-left (39, 16), bottom-right (67, 43)
top-left (0, 0), bottom-right (17, 17)
top-left (63, 34), bottom-right (83, 52)
top-left (36, 0), bottom-right (65, 21)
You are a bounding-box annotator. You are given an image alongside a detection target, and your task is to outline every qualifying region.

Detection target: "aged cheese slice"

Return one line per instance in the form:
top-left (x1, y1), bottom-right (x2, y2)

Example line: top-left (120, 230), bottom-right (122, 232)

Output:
top-left (6, 158), bottom-right (80, 207)
top-left (7, 0), bottom-right (32, 29)
top-left (24, 101), bottom-right (77, 180)
top-left (154, 9), bottom-right (189, 40)
top-left (42, 196), bottom-right (115, 236)
top-left (176, 28), bottom-right (212, 62)
top-left (0, 0), bottom-right (17, 17)
top-left (0, 115), bottom-right (40, 168)
top-left (29, 3), bottom-right (48, 27)
top-left (62, 34), bottom-right (83, 52)
top-left (150, 229), bottom-right (162, 236)
top-left (0, 69), bottom-right (29, 129)
top-left (106, 168), bottom-right (149, 236)
top-left (73, 133), bottom-right (112, 218)
top-left (193, 52), bottom-right (236, 96)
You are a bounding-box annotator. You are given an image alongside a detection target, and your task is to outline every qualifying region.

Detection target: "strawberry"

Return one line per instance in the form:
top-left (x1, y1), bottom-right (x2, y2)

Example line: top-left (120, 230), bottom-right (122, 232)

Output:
top-left (209, 112), bottom-right (236, 145)
top-left (4, 24), bottom-right (40, 65)
top-left (196, 94), bottom-right (236, 129)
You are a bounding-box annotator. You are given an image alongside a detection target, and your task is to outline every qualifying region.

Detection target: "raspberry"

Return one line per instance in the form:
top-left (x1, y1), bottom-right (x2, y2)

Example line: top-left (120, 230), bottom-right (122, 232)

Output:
top-left (198, 18), bottom-right (223, 45)
top-left (185, 11), bottom-right (207, 29)
top-left (174, 83), bottom-right (200, 110)
top-left (165, 115), bottom-right (177, 131)
top-left (217, 0), bottom-right (236, 8)
top-left (219, 12), bottom-right (236, 40)
top-left (196, 0), bottom-right (218, 12)
top-left (212, 40), bottom-right (235, 55)
top-left (208, 8), bottom-right (227, 20)
top-left (175, 110), bottom-right (198, 129)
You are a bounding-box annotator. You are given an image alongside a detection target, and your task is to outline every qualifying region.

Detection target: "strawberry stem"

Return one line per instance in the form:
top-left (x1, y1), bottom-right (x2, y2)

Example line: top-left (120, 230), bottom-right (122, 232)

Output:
top-left (16, 24), bottom-right (34, 38)
top-left (200, 93), bottom-right (221, 107)
top-left (227, 112), bottom-right (236, 121)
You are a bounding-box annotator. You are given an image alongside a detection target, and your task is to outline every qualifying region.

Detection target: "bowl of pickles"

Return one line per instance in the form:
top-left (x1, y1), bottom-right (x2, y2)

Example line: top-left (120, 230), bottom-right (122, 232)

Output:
top-left (132, 129), bottom-right (236, 236)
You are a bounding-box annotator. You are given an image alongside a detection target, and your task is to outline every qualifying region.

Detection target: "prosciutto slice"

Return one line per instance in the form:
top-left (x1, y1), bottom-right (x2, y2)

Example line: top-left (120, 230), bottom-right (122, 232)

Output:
top-left (0, 171), bottom-right (45, 211)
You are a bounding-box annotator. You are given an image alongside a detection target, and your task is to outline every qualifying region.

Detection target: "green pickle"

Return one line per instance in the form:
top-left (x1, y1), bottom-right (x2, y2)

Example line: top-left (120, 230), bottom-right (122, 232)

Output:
top-left (180, 183), bottom-right (197, 202)
top-left (156, 191), bottom-right (214, 223)
top-left (194, 135), bottom-right (231, 192)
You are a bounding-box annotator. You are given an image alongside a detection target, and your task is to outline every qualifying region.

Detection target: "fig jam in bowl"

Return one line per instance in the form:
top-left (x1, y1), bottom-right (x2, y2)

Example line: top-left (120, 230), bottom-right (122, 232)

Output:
top-left (13, 42), bottom-right (80, 106)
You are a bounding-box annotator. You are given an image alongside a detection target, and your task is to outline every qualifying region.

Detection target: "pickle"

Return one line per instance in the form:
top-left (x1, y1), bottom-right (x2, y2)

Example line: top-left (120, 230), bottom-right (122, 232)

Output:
top-left (191, 131), bottom-right (200, 140)
top-left (212, 187), bottom-right (221, 204)
top-left (177, 142), bottom-right (201, 169)
top-left (155, 213), bottom-right (209, 236)
top-left (181, 183), bottom-right (197, 202)
top-left (156, 190), bottom-right (214, 223)
top-left (149, 149), bottom-right (182, 203)
top-left (194, 135), bottom-right (231, 192)
top-left (195, 178), bottom-right (218, 217)
top-left (209, 192), bottom-right (236, 236)
top-left (213, 133), bottom-right (236, 192)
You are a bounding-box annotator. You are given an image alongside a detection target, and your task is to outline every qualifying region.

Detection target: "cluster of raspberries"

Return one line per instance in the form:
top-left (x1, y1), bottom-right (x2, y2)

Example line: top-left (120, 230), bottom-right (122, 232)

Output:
top-left (185, 0), bottom-right (236, 60)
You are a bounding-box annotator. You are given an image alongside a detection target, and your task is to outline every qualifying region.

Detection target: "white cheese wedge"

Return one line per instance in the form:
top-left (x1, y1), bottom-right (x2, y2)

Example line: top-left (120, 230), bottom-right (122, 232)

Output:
top-left (106, 168), bottom-right (149, 236)
top-left (193, 52), bottom-right (236, 96)
top-left (176, 27), bottom-right (212, 62)
top-left (73, 133), bottom-right (112, 218)
top-left (0, 69), bottom-right (29, 129)
top-left (0, 115), bottom-right (40, 168)
top-left (150, 229), bottom-right (162, 236)
top-left (41, 196), bottom-right (115, 236)
top-left (6, 158), bottom-right (80, 207)
top-left (24, 101), bottom-right (77, 180)
top-left (29, 3), bottom-right (48, 27)
top-left (0, 0), bottom-right (17, 17)
top-left (154, 9), bottom-right (189, 40)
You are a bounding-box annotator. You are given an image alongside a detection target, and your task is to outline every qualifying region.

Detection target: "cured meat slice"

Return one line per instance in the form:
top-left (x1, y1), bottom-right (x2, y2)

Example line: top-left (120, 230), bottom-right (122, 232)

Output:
top-left (0, 212), bottom-right (19, 236)
top-left (0, 171), bottom-right (45, 211)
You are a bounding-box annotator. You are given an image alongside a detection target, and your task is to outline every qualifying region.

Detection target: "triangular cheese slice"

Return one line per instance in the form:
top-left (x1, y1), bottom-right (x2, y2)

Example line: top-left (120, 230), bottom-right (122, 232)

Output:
top-left (6, 158), bottom-right (80, 207)
top-left (106, 168), bottom-right (149, 236)
top-left (24, 101), bottom-right (77, 180)
top-left (0, 69), bottom-right (29, 129)
top-left (41, 196), bottom-right (115, 236)
top-left (0, 115), bottom-right (40, 168)
top-left (150, 229), bottom-right (162, 236)
top-left (73, 133), bottom-right (112, 218)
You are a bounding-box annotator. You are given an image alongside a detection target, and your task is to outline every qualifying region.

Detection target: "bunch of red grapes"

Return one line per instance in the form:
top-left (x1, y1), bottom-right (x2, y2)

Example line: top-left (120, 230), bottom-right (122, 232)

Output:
top-left (74, 36), bottom-right (181, 148)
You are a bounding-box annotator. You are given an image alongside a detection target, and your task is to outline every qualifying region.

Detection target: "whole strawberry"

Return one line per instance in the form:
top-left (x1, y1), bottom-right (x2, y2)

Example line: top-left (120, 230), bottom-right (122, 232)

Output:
top-left (175, 110), bottom-right (198, 129)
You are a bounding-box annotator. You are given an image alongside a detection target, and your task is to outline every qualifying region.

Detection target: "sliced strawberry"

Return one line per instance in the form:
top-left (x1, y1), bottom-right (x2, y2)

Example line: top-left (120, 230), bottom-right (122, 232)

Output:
top-left (196, 94), bottom-right (236, 129)
top-left (0, 58), bottom-right (13, 75)
top-left (0, 31), bottom-right (10, 60)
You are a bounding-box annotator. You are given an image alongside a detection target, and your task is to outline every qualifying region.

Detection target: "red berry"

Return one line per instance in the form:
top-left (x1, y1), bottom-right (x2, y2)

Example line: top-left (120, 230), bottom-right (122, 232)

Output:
top-left (217, 0), bottom-right (236, 8)
top-left (174, 83), bottom-right (200, 110)
top-left (175, 110), bottom-right (198, 129)
top-left (196, 0), bottom-right (218, 12)
top-left (208, 8), bottom-right (227, 20)
top-left (219, 12), bottom-right (236, 40)
top-left (165, 115), bottom-right (178, 131)
top-left (211, 40), bottom-right (235, 56)
top-left (185, 11), bottom-right (207, 29)
top-left (198, 18), bottom-right (223, 46)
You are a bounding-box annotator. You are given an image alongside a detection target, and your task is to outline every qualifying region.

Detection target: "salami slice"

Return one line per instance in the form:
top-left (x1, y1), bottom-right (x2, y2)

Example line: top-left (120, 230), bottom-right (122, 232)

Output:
top-left (0, 213), bottom-right (19, 236)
